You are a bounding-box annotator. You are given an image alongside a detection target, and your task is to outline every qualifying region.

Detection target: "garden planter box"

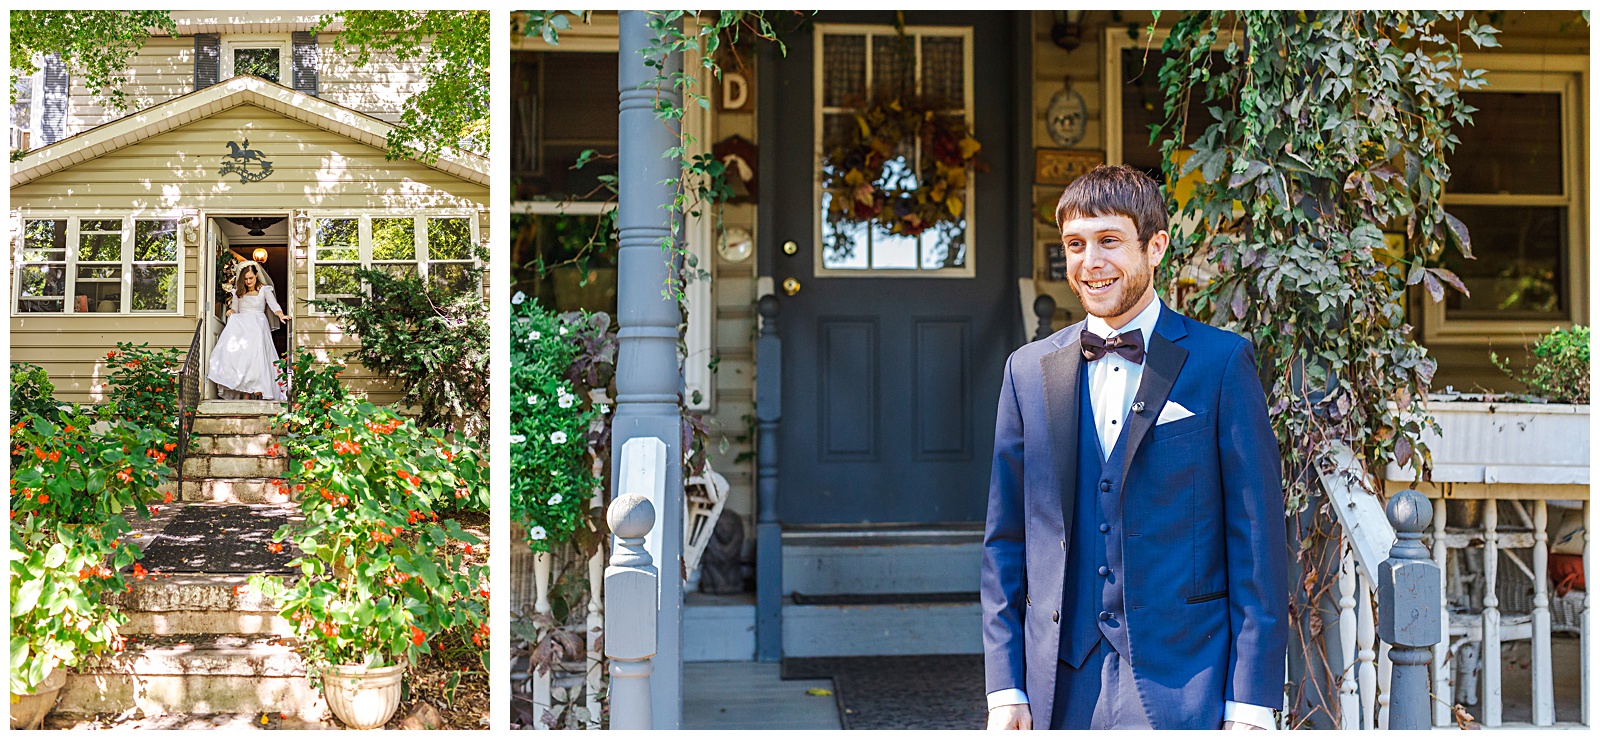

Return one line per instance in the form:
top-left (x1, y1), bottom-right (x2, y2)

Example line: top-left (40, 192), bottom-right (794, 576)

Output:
top-left (1385, 400), bottom-right (1590, 485)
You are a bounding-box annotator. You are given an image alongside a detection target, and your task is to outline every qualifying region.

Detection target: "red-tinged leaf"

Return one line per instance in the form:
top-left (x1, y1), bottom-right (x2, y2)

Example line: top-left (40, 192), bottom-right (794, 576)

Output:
top-left (1231, 284), bottom-right (1248, 320)
top-left (1421, 270), bottom-right (1444, 303)
top-left (1396, 435), bottom-right (1414, 468)
top-left (1428, 267), bottom-right (1469, 298)
top-left (1443, 210), bottom-right (1472, 259)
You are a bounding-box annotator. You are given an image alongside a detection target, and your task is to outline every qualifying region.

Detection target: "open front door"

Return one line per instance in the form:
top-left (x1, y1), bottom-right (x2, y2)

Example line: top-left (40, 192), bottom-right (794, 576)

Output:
top-left (201, 219), bottom-right (229, 400)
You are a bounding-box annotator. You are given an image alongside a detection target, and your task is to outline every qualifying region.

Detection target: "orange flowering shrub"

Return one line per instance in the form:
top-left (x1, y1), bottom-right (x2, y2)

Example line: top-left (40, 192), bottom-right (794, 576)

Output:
top-left (249, 401), bottom-right (488, 677)
top-left (103, 343), bottom-right (183, 440)
top-left (8, 410), bottom-right (172, 694)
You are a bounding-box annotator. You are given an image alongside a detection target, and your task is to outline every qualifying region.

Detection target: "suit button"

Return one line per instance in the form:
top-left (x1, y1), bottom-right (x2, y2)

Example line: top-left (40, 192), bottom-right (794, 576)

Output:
top-left (1099, 523), bottom-right (1110, 533)
top-left (1052, 610), bottom-right (1060, 623)
top-left (1099, 611), bottom-right (1112, 622)
top-left (1098, 566), bottom-right (1110, 577)
top-left (1100, 481), bottom-right (1111, 492)
top-left (1026, 595), bottom-right (1032, 606)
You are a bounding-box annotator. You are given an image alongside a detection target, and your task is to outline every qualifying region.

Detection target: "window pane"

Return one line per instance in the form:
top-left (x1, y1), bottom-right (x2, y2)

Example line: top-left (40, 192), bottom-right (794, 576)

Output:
top-left (19, 265), bottom-right (65, 300)
top-left (130, 265), bottom-right (178, 311)
top-left (78, 231), bottom-right (121, 262)
top-left (821, 201), bottom-right (869, 270)
top-left (133, 219), bottom-right (178, 261)
top-left (235, 47), bottom-right (281, 84)
top-left (1450, 91), bottom-right (1562, 196)
top-left (317, 218), bottom-right (359, 261)
top-left (429, 263), bottom-right (478, 295)
top-left (921, 36), bottom-right (964, 108)
top-left (81, 219), bottom-right (121, 231)
top-left (316, 264), bottom-right (363, 296)
top-left (75, 265), bottom-right (121, 313)
top-left (822, 34), bottom-right (866, 107)
top-left (1441, 205), bottom-right (1566, 320)
top-left (1121, 49), bottom-right (1224, 178)
top-left (922, 225), bottom-right (967, 270)
top-left (376, 262), bottom-right (418, 281)
top-left (23, 219), bottom-right (66, 261)
top-left (428, 217), bottom-right (473, 260)
top-left (513, 50), bottom-right (619, 202)
top-left (871, 34), bottom-right (916, 99)
top-left (371, 218), bottom-right (416, 260)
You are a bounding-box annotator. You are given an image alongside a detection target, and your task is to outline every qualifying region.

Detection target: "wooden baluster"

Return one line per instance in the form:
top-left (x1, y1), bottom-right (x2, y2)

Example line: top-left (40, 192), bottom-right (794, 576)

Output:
top-left (1358, 572), bottom-right (1378, 729)
top-left (1584, 500), bottom-right (1591, 727)
top-left (1339, 545), bottom-right (1360, 729)
top-left (1482, 501), bottom-right (1501, 727)
top-left (533, 551), bottom-right (553, 729)
top-left (1377, 640), bottom-right (1392, 730)
top-left (585, 456), bottom-right (605, 728)
top-left (604, 494), bottom-right (658, 730)
top-left (1531, 500), bottom-right (1553, 726)
top-left (1433, 498), bottom-right (1450, 728)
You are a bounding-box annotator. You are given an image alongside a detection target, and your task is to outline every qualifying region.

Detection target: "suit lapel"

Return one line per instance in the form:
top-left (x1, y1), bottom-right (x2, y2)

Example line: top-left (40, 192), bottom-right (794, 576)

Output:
top-left (1119, 309), bottom-right (1190, 486)
top-left (1040, 326), bottom-right (1084, 546)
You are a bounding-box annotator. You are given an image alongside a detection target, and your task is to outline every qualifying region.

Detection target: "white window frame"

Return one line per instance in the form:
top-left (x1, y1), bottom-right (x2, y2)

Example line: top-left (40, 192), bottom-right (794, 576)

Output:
top-left (813, 23), bottom-right (977, 279)
top-left (10, 213), bottom-right (186, 317)
top-left (1424, 58), bottom-right (1588, 344)
top-left (221, 35), bottom-right (293, 86)
top-left (10, 65), bottom-right (43, 153)
top-left (305, 211), bottom-right (482, 315)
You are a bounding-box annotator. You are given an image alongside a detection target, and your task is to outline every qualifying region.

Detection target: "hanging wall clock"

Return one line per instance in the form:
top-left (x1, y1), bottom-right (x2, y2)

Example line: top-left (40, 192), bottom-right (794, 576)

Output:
top-left (1046, 78), bottom-right (1088, 148)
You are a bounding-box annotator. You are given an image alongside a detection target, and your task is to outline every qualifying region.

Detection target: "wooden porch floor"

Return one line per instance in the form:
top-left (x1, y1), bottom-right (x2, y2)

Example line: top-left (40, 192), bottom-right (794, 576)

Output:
top-left (684, 661), bottom-right (842, 730)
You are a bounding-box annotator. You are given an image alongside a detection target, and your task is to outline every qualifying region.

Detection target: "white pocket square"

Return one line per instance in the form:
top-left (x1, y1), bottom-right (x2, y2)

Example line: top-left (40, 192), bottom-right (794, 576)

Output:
top-left (1156, 400), bottom-right (1196, 425)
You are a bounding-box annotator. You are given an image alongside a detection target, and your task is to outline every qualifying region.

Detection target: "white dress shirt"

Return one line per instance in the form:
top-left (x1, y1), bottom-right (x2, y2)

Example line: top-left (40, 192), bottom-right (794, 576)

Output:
top-left (986, 297), bottom-right (1275, 729)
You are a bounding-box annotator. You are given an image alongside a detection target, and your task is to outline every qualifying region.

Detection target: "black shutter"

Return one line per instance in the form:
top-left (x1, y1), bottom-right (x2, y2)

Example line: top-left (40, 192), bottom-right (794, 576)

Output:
top-left (194, 33), bottom-right (221, 89)
top-left (39, 52), bottom-right (68, 145)
top-left (292, 31), bottom-right (319, 96)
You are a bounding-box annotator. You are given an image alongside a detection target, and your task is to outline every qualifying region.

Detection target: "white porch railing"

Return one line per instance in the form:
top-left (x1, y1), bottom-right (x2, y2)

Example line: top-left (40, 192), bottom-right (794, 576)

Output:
top-left (1322, 410), bottom-right (1590, 731)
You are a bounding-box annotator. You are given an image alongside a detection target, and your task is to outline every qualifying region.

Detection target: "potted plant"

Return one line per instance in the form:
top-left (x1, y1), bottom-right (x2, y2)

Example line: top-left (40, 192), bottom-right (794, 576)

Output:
top-left (9, 411), bottom-right (169, 728)
top-left (251, 400), bottom-right (488, 730)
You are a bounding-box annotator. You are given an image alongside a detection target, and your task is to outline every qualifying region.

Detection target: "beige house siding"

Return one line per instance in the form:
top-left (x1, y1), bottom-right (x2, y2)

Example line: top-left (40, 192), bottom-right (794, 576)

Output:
top-left (707, 94), bottom-right (760, 529)
top-left (12, 102), bottom-right (486, 407)
top-left (316, 38), bottom-right (433, 125)
top-left (66, 36), bottom-right (193, 134)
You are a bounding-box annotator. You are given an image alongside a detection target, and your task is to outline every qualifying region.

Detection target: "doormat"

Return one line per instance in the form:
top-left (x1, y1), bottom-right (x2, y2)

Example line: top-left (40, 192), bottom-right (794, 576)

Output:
top-left (789, 591), bottom-right (979, 606)
top-left (131, 505), bottom-right (297, 574)
top-left (781, 654), bottom-right (986, 730)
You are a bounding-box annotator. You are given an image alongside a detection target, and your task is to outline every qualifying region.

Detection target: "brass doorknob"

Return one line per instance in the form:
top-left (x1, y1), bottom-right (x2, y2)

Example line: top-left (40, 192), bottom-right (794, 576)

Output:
top-left (782, 240), bottom-right (799, 255)
top-left (782, 277), bottom-right (801, 296)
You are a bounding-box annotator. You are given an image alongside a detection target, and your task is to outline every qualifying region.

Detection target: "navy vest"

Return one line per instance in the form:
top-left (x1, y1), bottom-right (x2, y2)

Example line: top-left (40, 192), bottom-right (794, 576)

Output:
top-left (1059, 363), bottom-right (1134, 668)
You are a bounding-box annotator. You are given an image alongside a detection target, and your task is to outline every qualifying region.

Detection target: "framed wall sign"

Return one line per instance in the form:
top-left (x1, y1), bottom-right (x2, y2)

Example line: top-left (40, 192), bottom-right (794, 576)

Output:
top-left (1035, 148), bottom-right (1104, 187)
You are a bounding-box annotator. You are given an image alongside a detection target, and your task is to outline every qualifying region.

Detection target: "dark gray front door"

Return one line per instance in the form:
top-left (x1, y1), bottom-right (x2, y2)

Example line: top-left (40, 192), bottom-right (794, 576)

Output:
top-left (768, 11), bottom-right (1018, 526)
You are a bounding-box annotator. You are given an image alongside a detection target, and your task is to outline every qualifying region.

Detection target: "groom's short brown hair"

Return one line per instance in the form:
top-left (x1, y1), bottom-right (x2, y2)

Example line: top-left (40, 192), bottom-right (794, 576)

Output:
top-left (1054, 164), bottom-right (1168, 249)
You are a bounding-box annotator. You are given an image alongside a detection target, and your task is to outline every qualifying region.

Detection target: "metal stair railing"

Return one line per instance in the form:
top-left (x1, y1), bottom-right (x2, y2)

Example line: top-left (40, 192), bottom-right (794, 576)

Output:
top-left (174, 318), bottom-right (204, 488)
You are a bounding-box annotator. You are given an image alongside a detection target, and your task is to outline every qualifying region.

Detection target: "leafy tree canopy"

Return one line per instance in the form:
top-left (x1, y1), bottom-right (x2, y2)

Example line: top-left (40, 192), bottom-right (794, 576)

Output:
top-left (9, 10), bottom-right (178, 110)
top-left (317, 10), bottom-right (490, 162)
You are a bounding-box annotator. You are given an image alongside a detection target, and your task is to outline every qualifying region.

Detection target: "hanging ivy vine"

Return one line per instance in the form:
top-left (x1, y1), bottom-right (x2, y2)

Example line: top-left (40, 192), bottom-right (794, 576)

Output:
top-left (1152, 10), bottom-right (1499, 726)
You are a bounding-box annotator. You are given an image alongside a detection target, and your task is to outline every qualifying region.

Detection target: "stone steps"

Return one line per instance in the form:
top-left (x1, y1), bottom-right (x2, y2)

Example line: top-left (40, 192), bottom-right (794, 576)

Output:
top-left (113, 573), bottom-right (292, 637)
top-left (57, 635), bottom-right (324, 721)
top-left (180, 478), bottom-right (289, 504)
top-left (183, 454), bottom-right (288, 479)
top-left (191, 433), bottom-right (278, 457)
top-left (182, 407), bottom-right (287, 504)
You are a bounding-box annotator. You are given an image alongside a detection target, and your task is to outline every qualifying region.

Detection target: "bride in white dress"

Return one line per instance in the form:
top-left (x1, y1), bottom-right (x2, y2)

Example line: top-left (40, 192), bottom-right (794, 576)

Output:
top-left (207, 261), bottom-right (292, 400)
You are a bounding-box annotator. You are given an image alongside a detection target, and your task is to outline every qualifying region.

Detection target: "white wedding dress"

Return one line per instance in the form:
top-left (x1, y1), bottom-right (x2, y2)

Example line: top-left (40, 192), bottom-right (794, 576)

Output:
top-left (207, 285), bottom-right (286, 401)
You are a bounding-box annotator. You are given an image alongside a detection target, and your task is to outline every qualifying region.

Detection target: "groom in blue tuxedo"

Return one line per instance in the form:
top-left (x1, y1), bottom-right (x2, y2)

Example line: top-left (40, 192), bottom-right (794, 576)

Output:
top-left (982, 165), bottom-right (1288, 730)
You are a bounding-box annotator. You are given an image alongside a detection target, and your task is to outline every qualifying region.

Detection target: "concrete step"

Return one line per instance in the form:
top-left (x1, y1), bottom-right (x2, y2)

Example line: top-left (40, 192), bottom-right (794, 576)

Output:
top-left (781, 599), bottom-right (981, 658)
top-left (783, 529), bottom-right (981, 596)
top-left (57, 635), bottom-right (324, 720)
top-left (180, 478), bottom-right (289, 504)
top-left (112, 574), bottom-right (292, 636)
top-left (191, 433), bottom-right (278, 457)
top-left (183, 454), bottom-right (288, 478)
top-left (191, 415), bottom-right (282, 436)
top-left (197, 400), bottom-right (286, 415)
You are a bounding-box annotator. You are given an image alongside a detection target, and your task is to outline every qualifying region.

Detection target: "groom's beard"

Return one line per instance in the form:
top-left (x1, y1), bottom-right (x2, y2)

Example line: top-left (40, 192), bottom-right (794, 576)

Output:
top-left (1070, 262), bottom-right (1153, 321)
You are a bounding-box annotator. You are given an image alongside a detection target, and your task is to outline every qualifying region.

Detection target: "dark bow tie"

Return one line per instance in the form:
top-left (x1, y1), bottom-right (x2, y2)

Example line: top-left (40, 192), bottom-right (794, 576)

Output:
top-left (1081, 328), bottom-right (1146, 364)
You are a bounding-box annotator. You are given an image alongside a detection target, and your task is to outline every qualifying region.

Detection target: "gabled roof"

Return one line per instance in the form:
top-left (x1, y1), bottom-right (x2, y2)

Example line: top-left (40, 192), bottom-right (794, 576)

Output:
top-left (10, 75), bottom-right (489, 188)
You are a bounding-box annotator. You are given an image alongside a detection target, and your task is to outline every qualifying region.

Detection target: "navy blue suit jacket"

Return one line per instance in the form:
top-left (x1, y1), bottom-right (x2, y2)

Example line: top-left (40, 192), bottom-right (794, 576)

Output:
top-left (981, 304), bottom-right (1289, 730)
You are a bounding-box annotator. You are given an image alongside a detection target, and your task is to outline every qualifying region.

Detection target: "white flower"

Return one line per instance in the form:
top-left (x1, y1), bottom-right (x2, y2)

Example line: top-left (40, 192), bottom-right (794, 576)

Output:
top-left (509, 434), bottom-right (526, 444)
top-left (512, 291), bottom-right (526, 305)
top-left (547, 493), bottom-right (563, 506)
top-left (530, 330), bottom-right (541, 341)
top-left (559, 326), bottom-right (569, 335)
top-left (550, 431), bottom-right (568, 444)
top-left (557, 393), bottom-right (574, 409)
top-left (530, 526), bottom-right (548, 541)
top-left (526, 395), bottom-right (540, 405)
top-left (598, 404), bottom-right (610, 415)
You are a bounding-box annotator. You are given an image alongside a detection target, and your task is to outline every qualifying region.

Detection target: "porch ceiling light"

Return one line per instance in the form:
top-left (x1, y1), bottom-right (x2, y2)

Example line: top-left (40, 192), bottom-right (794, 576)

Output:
top-left (1051, 10), bottom-right (1087, 52)
top-left (252, 248), bottom-right (269, 263)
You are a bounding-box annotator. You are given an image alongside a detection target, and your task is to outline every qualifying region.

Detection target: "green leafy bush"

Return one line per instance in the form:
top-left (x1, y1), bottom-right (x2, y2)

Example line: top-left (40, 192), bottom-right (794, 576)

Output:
top-left (8, 410), bottom-right (172, 694)
top-left (277, 347), bottom-right (354, 436)
top-left (9, 363), bottom-right (59, 425)
top-left (510, 298), bottom-right (607, 553)
top-left (103, 342), bottom-right (183, 440)
top-left (1493, 325), bottom-right (1590, 404)
top-left (250, 401), bottom-right (489, 676)
top-left (307, 269), bottom-right (489, 443)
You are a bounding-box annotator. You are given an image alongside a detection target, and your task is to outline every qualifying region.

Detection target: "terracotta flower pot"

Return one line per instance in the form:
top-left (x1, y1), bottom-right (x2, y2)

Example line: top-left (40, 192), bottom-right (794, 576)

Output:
top-left (9, 665), bottom-right (66, 730)
top-left (322, 661), bottom-right (405, 730)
